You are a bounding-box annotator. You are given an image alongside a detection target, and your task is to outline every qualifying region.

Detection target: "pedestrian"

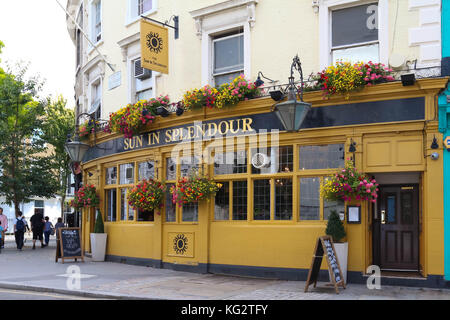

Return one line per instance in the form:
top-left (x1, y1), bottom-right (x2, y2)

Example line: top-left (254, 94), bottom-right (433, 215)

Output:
top-left (30, 209), bottom-right (45, 249)
top-left (14, 211), bottom-right (29, 250)
top-left (43, 216), bottom-right (54, 246)
top-left (0, 208), bottom-right (8, 249)
top-left (54, 217), bottom-right (65, 240)
top-left (0, 221), bottom-right (3, 254)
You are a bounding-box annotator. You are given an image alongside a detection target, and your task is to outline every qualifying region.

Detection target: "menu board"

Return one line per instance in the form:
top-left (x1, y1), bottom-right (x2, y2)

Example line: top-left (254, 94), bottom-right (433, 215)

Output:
top-left (304, 236), bottom-right (345, 294)
top-left (55, 228), bottom-right (84, 263)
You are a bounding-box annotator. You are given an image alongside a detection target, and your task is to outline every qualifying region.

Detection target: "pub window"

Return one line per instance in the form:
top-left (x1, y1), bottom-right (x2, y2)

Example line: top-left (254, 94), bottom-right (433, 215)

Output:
top-left (165, 183), bottom-right (176, 222)
top-left (214, 151), bottom-right (247, 175)
top-left (253, 179), bottom-right (271, 220)
top-left (214, 182), bottom-right (230, 220)
top-left (138, 210), bottom-right (154, 222)
top-left (120, 188), bottom-right (135, 221)
top-left (120, 163), bottom-right (135, 185)
top-left (182, 203), bottom-right (198, 222)
top-left (213, 30), bottom-right (244, 87)
top-left (299, 144), bottom-right (345, 170)
top-left (180, 156), bottom-right (200, 177)
top-left (105, 167), bottom-right (117, 185)
top-left (251, 146), bottom-right (293, 174)
top-left (275, 178), bottom-right (293, 220)
top-left (331, 3), bottom-right (379, 64)
top-left (323, 177), bottom-right (345, 220)
top-left (233, 181), bottom-right (247, 220)
top-left (138, 161), bottom-right (155, 181)
top-left (299, 177), bottom-right (320, 220)
top-left (105, 189), bottom-right (117, 222)
top-left (166, 157), bottom-right (177, 181)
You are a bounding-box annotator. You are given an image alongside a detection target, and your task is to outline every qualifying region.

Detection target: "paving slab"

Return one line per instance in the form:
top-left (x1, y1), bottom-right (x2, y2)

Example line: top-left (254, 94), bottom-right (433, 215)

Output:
top-left (1, 236), bottom-right (449, 300)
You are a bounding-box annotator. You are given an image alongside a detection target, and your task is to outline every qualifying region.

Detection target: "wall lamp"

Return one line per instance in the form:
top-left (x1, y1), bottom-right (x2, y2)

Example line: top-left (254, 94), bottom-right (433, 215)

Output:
top-left (401, 73), bottom-right (416, 86)
top-left (156, 106), bottom-right (170, 117)
top-left (431, 136), bottom-right (439, 149)
top-left (272, 55), bottom-right (311, 132)
top-left (255, 71), bottom-right (276, 87)
top-left (64, 112), bottom-right (95, 163)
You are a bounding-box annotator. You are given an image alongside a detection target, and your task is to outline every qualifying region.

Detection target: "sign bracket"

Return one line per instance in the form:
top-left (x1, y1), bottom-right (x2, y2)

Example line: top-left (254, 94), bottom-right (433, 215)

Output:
top-left (140, 15), bottom-right (179, 39)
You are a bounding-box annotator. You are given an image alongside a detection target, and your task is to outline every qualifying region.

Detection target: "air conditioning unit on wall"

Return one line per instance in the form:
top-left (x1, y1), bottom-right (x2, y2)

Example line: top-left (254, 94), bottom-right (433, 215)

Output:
top-left (134, 59), bottom-right (152, 80)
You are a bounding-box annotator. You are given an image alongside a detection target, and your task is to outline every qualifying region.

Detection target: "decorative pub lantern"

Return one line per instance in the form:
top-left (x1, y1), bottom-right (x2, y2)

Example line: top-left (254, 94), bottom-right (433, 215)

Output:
top-left (273, 55), bottom-right (311, 132)
top-left (64, 113), bottom-right (95, 163)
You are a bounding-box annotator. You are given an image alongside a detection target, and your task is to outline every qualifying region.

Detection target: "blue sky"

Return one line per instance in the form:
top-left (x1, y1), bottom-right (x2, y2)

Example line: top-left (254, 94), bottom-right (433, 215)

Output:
top-left (0, 0), bottom-right (75, 107)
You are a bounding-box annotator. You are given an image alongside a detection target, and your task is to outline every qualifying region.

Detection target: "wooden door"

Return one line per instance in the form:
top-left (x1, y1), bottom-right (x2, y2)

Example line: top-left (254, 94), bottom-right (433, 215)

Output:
top-left (378, 185), bottom-right (419, 271)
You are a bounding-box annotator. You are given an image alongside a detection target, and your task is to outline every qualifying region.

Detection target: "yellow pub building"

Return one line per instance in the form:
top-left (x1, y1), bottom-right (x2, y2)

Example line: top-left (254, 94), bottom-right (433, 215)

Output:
top-left (66, 0), bottom-right (449, 287)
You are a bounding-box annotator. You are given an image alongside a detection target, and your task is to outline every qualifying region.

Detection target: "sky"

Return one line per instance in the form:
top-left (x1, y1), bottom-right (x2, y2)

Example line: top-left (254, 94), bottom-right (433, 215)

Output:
top-left (0, 0), bottom-right (75, 107)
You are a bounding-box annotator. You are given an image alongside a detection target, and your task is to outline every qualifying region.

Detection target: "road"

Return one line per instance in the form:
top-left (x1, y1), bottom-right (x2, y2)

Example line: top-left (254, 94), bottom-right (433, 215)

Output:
top-left (0, 288), bottom-right (101, 300)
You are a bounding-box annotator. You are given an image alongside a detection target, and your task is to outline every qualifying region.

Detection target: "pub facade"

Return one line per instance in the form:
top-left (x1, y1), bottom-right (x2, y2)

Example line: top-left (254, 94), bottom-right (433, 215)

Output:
top-left (66, 0), bottom-right (448, 287)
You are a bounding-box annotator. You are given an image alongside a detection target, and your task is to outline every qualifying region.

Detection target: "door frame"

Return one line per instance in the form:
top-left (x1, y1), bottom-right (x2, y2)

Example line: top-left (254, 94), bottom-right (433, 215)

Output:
top-left (372, 184), bottom-right (420, 272)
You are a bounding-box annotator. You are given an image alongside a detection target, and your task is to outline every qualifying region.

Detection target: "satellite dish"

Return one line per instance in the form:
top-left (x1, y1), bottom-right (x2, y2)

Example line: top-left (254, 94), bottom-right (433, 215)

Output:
top-left (389, 53), bottom-right (405, 70)
top-left (251, 153), bottom-right (271, 169)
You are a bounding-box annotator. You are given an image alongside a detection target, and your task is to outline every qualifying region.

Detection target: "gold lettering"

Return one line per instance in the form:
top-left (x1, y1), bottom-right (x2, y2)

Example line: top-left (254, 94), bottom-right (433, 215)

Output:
top-left (229, 120), bottom-right (240, 134)
top-left (129, 137), bottom-right (136, 149)
top-left (207, 123), bottom-right (217, 137)
top-left (165, 130), bottom-right (172, 143)
top-left (136, 136), bottom-right (143, 148)
top-left (172, 128), bottom-right (180, 141)
top-left (242, 118), bottom-right (254, 133)
top-left (148, 132), bottom-right (160, 145)
top-left (195, 124), bottom-right (205, 139)
top-left (187, 126), bottom-right (195, 140)
top-left (218, 121), bottom-right (229, 135)
top-left (124, 138), bottom-right (130, 150)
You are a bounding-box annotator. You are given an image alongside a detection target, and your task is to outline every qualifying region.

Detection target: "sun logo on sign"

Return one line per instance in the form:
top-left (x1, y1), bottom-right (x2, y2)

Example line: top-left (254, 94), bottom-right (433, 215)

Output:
top-left (146, 32), bottom-right (163, 54)
top-left (173, 234), bottom-right (188, 255)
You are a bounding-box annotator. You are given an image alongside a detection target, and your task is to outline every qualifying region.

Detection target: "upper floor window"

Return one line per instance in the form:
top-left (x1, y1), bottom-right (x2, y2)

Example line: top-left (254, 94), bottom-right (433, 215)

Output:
top-left (133, 58), bottom-right (154, 102)
top-left (91, 0), bottom-right (102, 43)
top-left (90, 80), bottom-right (102, 119)
top-left (213, 30), bottom-right (244, 87)
top-left (128, 0), bottom-right (156, 24)
top-left (331, 2), bottom-right (379, 64)
top-left (76, 4), bottom-right (83, 67)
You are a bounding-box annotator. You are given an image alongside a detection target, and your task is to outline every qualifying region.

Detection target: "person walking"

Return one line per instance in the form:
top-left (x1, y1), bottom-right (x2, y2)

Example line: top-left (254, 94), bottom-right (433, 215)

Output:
top-left (54, 218), bottom-right (65, 240)
top-left (0, 221), bottom-right (3, 254)
top-left (30, 209), bottom-right (45, 249)
top-left (43, 216), bottom-right (54, 246)
top-left (14, 211), bottom-right (29, 250)
top-left (0, 208), bottom-right (8, 249)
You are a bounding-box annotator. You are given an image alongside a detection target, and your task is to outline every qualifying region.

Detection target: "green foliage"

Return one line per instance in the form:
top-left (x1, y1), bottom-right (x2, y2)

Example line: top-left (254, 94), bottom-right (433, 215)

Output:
top-left (0, 64), bottom-right (59, 214)
top-left (93, 209), bottom-right (105, 234)
top-left (325, 210), bottom-right (346, 243)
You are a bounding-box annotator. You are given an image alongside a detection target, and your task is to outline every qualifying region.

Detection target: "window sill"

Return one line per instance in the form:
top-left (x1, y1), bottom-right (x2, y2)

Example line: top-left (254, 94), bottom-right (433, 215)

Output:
top-left (125, 9), bottom-right (158, 28)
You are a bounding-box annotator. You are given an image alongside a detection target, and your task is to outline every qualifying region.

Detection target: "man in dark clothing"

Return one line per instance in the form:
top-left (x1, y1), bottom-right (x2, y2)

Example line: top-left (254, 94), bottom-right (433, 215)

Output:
top-left (14, 211), bottom-right (29, 250)
top-left (30, 209), bottom-right (45, 249)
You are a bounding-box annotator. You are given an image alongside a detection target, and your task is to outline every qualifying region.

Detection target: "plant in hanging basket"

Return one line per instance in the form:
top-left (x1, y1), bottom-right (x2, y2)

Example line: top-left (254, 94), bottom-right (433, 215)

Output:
top-left (320, 160), bottom-right (379, 203)
top-left (69, 184), bottom-right (100, 209)
top-left (182, 85), bottom-right (220, 110)
top-left (79, 120), bottom-right (99, 140)
top-left (171, 172), bottom-right (222, 206)
top-left (128, 179), bottom-right (166, 213)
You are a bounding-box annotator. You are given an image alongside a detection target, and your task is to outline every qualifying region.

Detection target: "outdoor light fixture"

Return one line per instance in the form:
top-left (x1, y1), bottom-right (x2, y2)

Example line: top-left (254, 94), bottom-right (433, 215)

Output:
top-left (401, 73), bottom-right (416, 86)
top-left (431, 136), bottom-right (439, 149)
top-left (349, 139), bottom-right (357, 153)
top-left (270, 90), bottom-right (284, 102)
top-left (255, 71), bottom-right (276, 87)
top-left (64, 112), bottom-right (95, 163)
top-left (272, 55), bottom-right (312, 132)
top-left (176, 106), bottom-right (184, 116)
top-left (156, 106), bottom-right (170, 117)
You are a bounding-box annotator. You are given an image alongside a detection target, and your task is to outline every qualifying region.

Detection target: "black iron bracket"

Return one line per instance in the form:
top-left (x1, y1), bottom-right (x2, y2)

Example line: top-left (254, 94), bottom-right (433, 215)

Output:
top-left (140, 15), bottom-right (179, 39)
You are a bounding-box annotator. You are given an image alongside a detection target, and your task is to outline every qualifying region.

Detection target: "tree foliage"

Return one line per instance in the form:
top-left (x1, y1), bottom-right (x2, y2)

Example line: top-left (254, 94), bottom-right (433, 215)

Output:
top-left (0, 63), bottom-right (59, 215)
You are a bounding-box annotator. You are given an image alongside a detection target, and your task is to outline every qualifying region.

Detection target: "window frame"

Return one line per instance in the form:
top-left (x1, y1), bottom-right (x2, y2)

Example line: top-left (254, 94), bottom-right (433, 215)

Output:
top-left (318, 0), bottom-right (388, 69)
top-left (212, 31), bottom-right (245, 87)
top-left (126, 0), bottom-right (157, 26)
top-left (90, 0), bottom-right (102, 45)
top-left (89, 77), bottom-right (102, 120)
top-left (129, 55), bottom-right (156, 104)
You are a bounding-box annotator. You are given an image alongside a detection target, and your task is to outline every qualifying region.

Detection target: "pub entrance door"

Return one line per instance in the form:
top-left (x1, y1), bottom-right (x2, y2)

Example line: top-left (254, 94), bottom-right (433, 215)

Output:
top-left (375, 185), bottom-right (420, 271)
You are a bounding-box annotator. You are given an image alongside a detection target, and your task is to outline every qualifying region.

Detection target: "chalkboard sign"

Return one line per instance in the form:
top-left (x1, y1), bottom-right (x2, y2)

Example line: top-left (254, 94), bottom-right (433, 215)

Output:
top-left (55, 228), bottom-right (84, 263)
top-left (304, 236), bottom-right (345, 294)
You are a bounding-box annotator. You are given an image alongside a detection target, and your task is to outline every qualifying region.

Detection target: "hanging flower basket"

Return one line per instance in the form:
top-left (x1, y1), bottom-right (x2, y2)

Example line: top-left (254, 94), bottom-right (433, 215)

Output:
top-left (171, 172), bottom-right (222, 206)
top-left (69, 185), bottom-right (100, 209)
top-left (320, 160), bottom-right (379, 203)
top-left (128, 179), bottom-right (166, 213)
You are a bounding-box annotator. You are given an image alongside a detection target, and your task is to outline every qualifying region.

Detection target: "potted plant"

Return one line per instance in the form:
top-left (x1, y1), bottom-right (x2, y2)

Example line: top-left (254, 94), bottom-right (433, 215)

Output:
top-left (90, 209), bottom-right (107, 262)
top-left (326, 210), bottom-right (348, 284)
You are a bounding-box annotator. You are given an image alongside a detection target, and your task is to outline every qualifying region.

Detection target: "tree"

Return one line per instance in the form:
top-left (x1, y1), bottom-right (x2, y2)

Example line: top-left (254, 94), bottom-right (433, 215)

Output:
top-left (42, 96), bottom-right (75, 218)
top-left (0, 64), bottom-right (59, 216)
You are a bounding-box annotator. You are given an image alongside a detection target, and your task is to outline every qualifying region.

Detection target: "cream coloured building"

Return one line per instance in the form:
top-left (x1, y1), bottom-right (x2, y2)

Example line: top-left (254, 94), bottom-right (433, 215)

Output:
top-left (66, 0), bottom-right (442, 119)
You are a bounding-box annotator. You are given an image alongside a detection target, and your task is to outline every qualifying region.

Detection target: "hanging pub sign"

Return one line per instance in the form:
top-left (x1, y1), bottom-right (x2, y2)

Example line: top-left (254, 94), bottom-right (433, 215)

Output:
top-left (140, 19), bottom-right (169, 74)
top-left (304, 236), bottom-right (346, 294)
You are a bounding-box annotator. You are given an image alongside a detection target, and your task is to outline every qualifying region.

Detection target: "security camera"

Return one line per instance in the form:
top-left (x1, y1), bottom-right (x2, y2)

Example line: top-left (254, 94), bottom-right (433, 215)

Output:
top-left (431, 152), bottom-right (439, 160)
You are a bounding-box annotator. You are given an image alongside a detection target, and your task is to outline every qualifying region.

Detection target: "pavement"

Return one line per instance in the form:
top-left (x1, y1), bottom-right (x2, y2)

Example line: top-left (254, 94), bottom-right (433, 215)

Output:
top-left (0, 234), bottom-right (450, 300)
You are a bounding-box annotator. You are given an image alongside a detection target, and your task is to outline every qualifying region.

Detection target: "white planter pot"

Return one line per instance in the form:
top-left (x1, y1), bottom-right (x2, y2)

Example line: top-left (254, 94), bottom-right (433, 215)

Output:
top-left (90, 233), bottom-right (107, 262)
top-left (334, 242), bottom-right (348, 284)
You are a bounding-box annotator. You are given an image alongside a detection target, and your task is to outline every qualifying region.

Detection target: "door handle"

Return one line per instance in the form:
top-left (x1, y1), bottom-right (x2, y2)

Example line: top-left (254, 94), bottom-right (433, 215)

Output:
top-left (381, 210), bottom-right (386, 224)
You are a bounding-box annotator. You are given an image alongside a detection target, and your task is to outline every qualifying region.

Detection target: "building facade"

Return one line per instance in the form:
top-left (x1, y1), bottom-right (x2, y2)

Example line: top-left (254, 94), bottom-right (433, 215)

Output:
top-left (66, 0), bottom-right (449, 287)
